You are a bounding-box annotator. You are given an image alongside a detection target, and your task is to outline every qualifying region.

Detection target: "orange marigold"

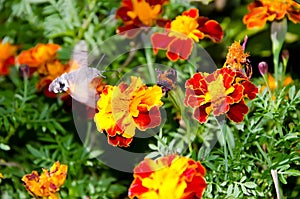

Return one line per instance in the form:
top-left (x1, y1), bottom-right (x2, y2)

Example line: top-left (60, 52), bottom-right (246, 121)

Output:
top-left (17, 43), bottom-right (72, 97)
top-left (17, 43), bottom-right (60, 67)
top-left (22, 161), bottom-right (68, 199)
top-left (243, 0), bottom-right (300, 29)
top-left (0, 40), bottom-right (17, 75)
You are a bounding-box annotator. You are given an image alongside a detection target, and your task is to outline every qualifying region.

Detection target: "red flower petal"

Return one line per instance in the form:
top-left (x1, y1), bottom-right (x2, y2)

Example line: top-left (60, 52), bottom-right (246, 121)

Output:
top-left (184, 89), bottom-right (206, 108)
top-left (182, 8), bottom-right (199, 18)
top-left (211, 97), bottom-right (228, 116)
top-left (167, 37), bottom-right (193, 61)
top-left (107, 134), bottom-right (133, 147)
top-left (185, 73), bottom-right (208, 92)
top-left (241, 80), bottom-right (258, 100)
top-left (198, 17), bottom-right (224, 42)
top-left (227, 83), bottom-right (244, 104)
top-left (115, 6), bottom-right (132, 22)
top-left (128, 178), bottom-right (149, 198)
top-left (220, 68), bottom-right (235, 89)
top-left (182, 175), bottom-right (206, 199)
top-left (117, 25), bottom-right (142, 38)
top-left (134, 106), bottom-right (161, 130)
top-left (226, 99), bottom-right (249, 123)
top-left (151, 33), bottom-right (175, 54)
top-left (193, 103), bottom-right (211, 123)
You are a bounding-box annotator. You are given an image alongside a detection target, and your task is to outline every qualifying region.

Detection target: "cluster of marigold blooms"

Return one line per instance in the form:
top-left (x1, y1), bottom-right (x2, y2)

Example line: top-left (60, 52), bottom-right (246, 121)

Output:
top-left (2, 0), bottom-right (300, 198)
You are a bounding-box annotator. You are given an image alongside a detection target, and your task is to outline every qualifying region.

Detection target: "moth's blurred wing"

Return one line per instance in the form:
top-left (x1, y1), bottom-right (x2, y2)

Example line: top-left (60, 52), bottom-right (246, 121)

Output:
top-left (68, 67), bottom-right (101, 108)
top-left (71, 40), bottom-right (89, 69)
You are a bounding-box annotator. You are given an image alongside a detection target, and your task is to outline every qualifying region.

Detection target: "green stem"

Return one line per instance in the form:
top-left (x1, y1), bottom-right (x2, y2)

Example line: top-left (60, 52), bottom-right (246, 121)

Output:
top-left (84, 121), bottom-right (93, 148)
top-left (216, 117), bottom-right (228, 178)
top-left (21, 76), bottom-right (28, 108)
top-left (254, 141), bottom-right (271, 166)
top-left (145, 47), bottom-right (156, 83)
top-left (262, 74), bottom-right (275, 108)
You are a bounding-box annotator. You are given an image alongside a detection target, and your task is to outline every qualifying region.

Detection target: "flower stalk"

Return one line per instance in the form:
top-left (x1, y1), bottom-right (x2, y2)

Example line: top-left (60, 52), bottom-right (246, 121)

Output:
top-left (270, 18), bottom-right (287, 88)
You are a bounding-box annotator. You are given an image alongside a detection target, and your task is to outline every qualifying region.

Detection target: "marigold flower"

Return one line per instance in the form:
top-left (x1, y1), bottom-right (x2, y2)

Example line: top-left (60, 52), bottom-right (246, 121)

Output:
top-left (17, 43), bottom-right (60, 67)
top-left (0, 41), bottom-right (17, 75)
top-left (128, 155), bottom-right (206, 199)
top-left (17, 43), bottom-right (73, 98)
top-left (243, 0), bottom-right (300, 29)
top-left (184, 67), bottom-right (258, 123)
top-left (116, 0), bottom-right (169, 37)
top-left (151, 8), bottom-right (224, 61)
top-left (94, 76), bottom-right (163, 147)
top-left (22, 161), bottom-right (68, 199)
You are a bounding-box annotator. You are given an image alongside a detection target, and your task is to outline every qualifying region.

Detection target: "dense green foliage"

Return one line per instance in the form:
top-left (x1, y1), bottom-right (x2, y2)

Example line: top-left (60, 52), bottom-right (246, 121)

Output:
top-left (0, 0), bottom-right (300, 198)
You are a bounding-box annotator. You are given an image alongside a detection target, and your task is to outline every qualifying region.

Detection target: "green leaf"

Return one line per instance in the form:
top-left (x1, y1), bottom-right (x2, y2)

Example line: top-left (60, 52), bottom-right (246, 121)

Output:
top-left (278, 173), bottom-right (287, 184)
top-left (26, 144), bottom-right (43, 157)
top-left (240, 176), bottom-right (246, 183)
top-left (280, 169), bottom-right (300, 176)
top-left (243, 182), bottom-right (257, 189)
top-left (233, 183), bottom-right (240, 197)
top-left (227, 184), bottom-right (233, 195)
top-left (241, 185), bottom-right (249, 195)
top-left (0, 143), bottom-right (11, 151)
top-left (88, 150), bottom-right (103, 159)
top-left (289, 85), bottom-right (296, 100)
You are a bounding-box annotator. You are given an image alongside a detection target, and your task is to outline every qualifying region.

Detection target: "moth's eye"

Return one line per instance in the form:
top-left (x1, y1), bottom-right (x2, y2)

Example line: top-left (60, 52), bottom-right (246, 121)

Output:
top-left (59, 82), bottom-right (65, 89)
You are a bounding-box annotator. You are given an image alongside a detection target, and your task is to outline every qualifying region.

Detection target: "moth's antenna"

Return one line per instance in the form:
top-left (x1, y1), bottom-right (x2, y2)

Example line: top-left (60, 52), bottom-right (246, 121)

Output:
top-left (95, 53), bottom-right (106, 71)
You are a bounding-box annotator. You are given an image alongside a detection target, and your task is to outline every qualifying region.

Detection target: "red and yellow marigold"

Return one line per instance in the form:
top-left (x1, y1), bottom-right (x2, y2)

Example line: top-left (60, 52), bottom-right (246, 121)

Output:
top-left (184, 67), bottom-right (258, 123)
top-left (128, 155), bottom-right (207, 199)
top-left (94, 76), bottom-right (163, 147)
top-left (151, 8), bottom-right (223, 61)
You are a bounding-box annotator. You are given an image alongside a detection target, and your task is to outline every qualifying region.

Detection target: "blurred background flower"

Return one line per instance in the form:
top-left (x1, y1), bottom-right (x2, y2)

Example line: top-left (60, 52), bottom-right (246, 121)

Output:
top-left (243, 0), bottom-right (300, 29)
top-left (0, 41), bottom-right (17, 75)
top-left (115, 0), bottom-right (169, 37)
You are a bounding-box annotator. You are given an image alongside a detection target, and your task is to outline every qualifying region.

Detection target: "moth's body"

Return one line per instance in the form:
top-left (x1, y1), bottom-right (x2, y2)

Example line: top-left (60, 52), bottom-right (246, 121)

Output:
top-left (48, 40), bottom-right (103, 108)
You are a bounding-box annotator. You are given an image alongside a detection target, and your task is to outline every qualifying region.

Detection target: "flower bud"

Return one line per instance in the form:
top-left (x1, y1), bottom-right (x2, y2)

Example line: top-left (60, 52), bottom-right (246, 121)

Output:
top-left (19, 64), bottom-right (30, 78)
top-left (258, 61), bottom-right (268, 76)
